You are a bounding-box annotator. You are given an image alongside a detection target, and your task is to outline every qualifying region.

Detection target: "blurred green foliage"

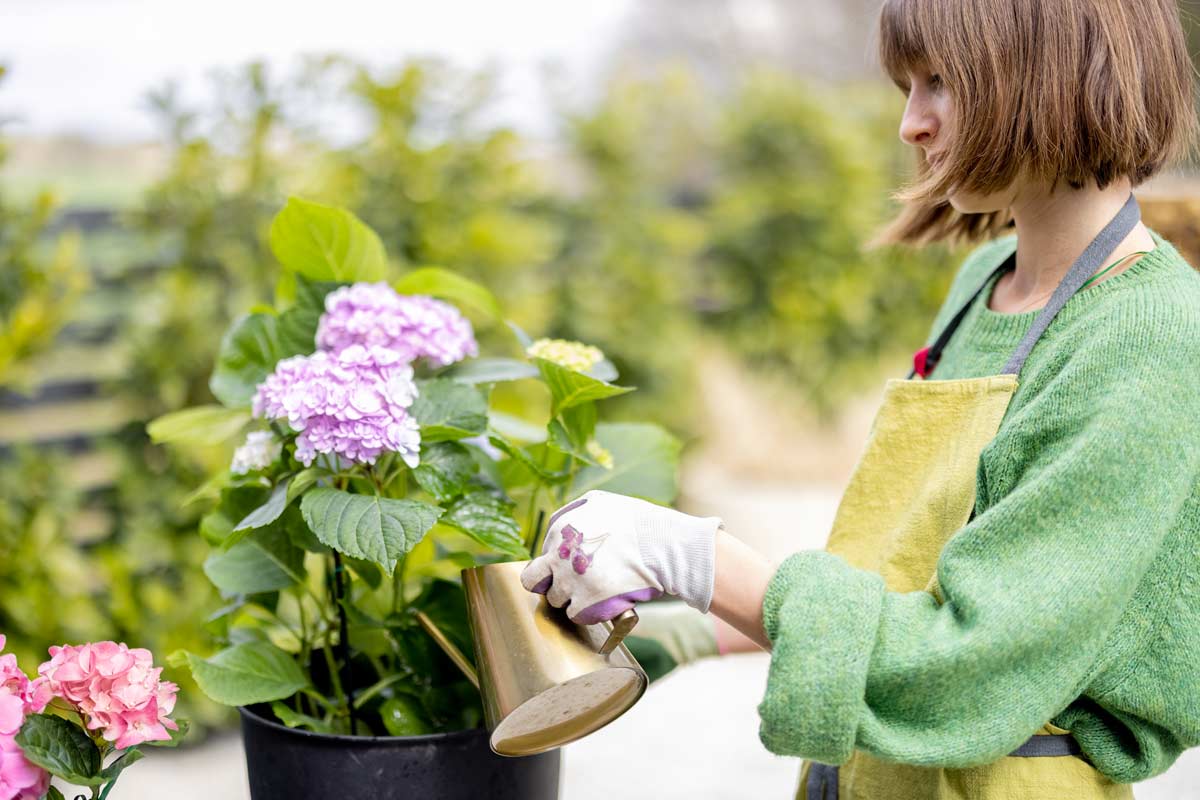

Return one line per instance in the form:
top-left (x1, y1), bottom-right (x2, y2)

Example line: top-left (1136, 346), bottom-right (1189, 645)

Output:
top-left (2, 57), bottom-right (959, 735)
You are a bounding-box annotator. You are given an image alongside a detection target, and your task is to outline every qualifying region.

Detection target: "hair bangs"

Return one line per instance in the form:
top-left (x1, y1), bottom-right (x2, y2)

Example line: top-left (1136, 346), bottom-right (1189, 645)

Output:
top-left (878, 0), bottom-right (943, 90)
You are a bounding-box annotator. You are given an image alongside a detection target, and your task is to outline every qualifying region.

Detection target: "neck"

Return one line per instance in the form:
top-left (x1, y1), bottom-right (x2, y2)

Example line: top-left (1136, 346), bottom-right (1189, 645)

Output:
top-left (1007, 178), bottom-right (1145, 300)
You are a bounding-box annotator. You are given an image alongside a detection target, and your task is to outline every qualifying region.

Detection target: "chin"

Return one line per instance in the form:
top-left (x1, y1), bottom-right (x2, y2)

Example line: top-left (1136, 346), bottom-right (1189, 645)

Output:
top-left (947, 187), bottom-right (1011, 215)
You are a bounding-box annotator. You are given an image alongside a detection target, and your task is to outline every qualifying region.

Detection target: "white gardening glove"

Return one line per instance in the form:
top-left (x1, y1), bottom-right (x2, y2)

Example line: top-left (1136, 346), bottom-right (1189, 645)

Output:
top-left (519, 489), bottom-right (723, 624)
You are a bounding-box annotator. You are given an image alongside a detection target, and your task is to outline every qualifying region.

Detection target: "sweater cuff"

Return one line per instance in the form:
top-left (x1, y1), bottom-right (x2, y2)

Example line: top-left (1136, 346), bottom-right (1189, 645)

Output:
top-left (757, 551), bottom-right (885, 764)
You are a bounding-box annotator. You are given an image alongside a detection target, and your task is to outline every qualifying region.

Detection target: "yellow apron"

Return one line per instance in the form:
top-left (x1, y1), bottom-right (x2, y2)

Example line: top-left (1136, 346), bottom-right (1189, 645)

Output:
top-left (796, 195), bottom-right (1141, 800)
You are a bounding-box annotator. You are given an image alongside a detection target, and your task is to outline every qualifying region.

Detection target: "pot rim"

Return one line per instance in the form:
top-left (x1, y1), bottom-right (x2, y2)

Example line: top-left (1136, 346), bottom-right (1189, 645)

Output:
top-left (237, 704), bottom-right (489, 746)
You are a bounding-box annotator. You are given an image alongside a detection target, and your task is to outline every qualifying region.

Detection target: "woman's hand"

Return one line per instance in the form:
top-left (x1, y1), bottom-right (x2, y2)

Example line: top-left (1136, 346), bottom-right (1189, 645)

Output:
top-left (519, 489), bottom-right (723, 624)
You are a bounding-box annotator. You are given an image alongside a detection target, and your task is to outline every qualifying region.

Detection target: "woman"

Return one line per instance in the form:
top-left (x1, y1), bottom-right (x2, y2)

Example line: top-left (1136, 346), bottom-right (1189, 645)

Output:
top-left (521, 0), bottom-right (1200, 798)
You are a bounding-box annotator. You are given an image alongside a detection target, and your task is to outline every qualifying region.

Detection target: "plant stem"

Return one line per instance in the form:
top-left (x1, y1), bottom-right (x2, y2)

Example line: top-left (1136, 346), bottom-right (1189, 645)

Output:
top-left (330, 550), bottom-right (358, 735)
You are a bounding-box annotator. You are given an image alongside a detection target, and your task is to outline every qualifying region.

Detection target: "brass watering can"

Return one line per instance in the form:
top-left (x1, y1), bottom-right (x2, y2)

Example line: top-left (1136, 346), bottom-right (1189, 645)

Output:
top-left (418, 560), bottom-right (647, 757)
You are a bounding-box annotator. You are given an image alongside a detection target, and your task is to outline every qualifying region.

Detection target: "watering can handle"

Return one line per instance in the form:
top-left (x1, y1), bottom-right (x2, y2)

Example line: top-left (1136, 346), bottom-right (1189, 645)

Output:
top-left (598, 608), bottom-right (639, 656)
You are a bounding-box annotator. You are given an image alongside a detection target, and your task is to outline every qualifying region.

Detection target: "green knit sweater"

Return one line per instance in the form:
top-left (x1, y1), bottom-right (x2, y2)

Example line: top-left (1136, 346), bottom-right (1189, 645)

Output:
top-left (757, 230), bottom-right (1200, 784)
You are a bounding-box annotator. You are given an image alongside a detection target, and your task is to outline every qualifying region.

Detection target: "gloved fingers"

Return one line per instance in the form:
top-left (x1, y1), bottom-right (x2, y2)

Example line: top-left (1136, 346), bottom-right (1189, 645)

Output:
top-left (570, 588), bottom-right (663, 625)
top-left (520, 556), bottom-right (554, 594)
top-left (546, 576), bottom-right (574, 609)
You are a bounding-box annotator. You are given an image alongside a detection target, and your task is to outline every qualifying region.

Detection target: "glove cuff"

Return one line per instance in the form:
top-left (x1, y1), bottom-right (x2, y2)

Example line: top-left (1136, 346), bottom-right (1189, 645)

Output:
top-left (637, 511), bottom-right (722, 613)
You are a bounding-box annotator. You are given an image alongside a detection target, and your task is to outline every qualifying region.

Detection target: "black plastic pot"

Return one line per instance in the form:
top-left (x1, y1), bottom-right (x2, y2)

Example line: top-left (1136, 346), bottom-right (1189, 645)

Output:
top-left (238, 705), bottom-right (561, 799)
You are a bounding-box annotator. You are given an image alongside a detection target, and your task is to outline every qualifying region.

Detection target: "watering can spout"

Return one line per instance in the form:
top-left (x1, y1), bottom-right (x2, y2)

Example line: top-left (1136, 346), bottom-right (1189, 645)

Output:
top-left (442, 561), bottom-right (647, 757)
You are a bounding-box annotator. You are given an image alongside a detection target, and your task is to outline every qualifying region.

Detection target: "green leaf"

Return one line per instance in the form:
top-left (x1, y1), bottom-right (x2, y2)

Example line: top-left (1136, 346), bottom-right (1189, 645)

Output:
top-left (441, 492), bottom-right (526, 557)
top-left (200, 486), bottom-right (272, 547)
top-left (300, 488), bottom-right (442, 573)
top-left (411, 579), bottom-right (476, 661)
top-left (147, 406), bottom-right (250, 446)
top-left (284, 504), bottom-right (330, 554)
top-left (14, 713), bottom-right (102, 786)
top-left (270, 702), bottom-right (333, 734)
top-left (204, 525), bottom-right (305, 595)
top-left (486, 434), bottom-right (570, 484)
top-left (394, 266), bottom-right (501, 319)
top-left (99, 747), bottom-right (145, 781)
top-left (546, 403), bottom-right (600, 465)
top-left (143, 719), bottom-right (190, 748)
top-left (533, 357), bottom-right (633, 414)
top-left (569, 423), bottom-right (682, 505)
top-left (412, 442), bottom-right (476, 502)
top-left (380, 695), bottom-right (433, 736)
top-left (410, 379), bottom-right (488, 442)
top-left (208, 308), bottom-right (318, 408)
top-left (269, 197), bottom-right (387, 282)
top-left (442, 357), bottom-right (539, 384)
top-left (46, 786), bottom-right (67, 800)
top-left (344, 556), bottom-right (383, 589)
top-left (286, 468), bottom-right (322, 504)
top-left (233, 480), bottom-right (291, 533)
top-left (180, 642), bottom-right (310, 706)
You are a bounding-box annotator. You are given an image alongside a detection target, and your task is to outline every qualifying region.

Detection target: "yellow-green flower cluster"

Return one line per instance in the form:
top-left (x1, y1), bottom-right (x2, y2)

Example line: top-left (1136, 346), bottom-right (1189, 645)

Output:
top-left (526, 338), bottom-right (604, 374)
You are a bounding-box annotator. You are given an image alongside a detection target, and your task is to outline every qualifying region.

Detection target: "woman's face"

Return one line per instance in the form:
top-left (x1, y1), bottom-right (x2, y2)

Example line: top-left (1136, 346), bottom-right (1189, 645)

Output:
top-left (898, 67), bottom-right (1016, 213)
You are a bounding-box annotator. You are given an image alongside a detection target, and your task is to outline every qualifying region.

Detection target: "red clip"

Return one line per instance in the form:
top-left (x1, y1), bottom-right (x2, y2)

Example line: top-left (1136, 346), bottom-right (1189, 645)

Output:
top-left (912, 346), bottom-right (932, 378)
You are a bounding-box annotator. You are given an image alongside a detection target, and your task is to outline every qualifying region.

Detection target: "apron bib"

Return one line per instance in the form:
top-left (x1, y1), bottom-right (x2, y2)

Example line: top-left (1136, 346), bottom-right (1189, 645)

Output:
top-left (798, 195), bottom-right (1142, 800)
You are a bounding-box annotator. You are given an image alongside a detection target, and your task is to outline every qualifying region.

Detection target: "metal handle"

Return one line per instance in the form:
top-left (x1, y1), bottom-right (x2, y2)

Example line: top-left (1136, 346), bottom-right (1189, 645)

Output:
top-left (416, 610), bottom-right (480, 689)
top-left (597, 608), bottom-right (639, 656)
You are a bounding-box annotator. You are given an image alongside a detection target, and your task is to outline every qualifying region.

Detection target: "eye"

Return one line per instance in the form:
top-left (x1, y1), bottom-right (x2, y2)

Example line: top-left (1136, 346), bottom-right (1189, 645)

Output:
top-left (928, 74), bottom-right (943, 91)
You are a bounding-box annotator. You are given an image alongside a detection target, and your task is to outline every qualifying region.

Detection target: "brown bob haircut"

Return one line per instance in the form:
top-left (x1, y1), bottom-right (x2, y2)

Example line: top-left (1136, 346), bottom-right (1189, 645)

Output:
top-left (875, 0), bottom-right (1199, 246)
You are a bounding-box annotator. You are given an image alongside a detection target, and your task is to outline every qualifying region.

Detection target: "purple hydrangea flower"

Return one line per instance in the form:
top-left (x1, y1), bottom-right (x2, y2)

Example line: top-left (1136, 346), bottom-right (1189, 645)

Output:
top-left (251, 344), bottom-right (422, 467)
top-left (316, 282), bottom-right (478, 367)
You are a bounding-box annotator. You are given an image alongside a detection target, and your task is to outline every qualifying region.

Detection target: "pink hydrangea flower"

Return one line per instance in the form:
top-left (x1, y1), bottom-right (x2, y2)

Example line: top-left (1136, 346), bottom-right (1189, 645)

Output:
top-left (316, 283), bottom-right (478, 367)
top-left (252, 344), bottom-right (422, 468)
top-left (29, 641), bottom-right (178, 751)
top-left (0, 635), bottom-right (49, 800)
top-left (0, 734), bottom-right (49, 800)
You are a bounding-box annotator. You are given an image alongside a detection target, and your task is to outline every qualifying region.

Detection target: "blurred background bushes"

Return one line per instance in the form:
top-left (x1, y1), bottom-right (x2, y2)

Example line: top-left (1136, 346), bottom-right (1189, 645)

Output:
top-left (1, 56), bottom-right (958, 733)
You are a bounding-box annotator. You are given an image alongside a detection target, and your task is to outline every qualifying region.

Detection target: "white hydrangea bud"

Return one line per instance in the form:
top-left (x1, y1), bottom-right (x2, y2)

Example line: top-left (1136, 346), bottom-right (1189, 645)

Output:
top-left (230, 431), bottom-right (282, 474)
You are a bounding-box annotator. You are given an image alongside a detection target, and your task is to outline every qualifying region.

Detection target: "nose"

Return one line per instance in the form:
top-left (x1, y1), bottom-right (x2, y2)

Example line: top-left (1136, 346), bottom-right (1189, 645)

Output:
top-left (899, 93), bottom-right (939, 148)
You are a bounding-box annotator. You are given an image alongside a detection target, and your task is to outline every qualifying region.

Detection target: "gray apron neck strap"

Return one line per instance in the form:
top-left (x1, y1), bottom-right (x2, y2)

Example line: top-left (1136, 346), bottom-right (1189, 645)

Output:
top-left (1001, 193), bottom-right (1141, 375)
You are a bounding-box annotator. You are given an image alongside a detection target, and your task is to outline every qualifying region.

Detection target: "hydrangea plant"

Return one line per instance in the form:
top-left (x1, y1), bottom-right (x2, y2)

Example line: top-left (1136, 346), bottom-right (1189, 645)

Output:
top-left (148, 197), bottom-right (683, 737)
top-left (0, 635), bottom-right (183, 800)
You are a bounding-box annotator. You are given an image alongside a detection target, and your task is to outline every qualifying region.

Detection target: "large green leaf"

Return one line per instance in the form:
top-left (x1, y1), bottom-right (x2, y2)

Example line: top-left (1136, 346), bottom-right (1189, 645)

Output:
top-left (443, 357), bottom-right (539, 384)
top-left (412, 442), bottom-right (476, 502)
top-left (146, 406), bottom-right (250, 446)
top-left (300, 488), bottom-right (442, 573)
top-left (441, 492), bottom-right (526, 557)
top-left (204, 525), bottom-right (305, 595)
top-left (179, 642), bottom-right (310, 706)
top-left (568, 423), bottom-right (681, 505)
top-left (410, 379), bottom-right (488, 441)
top-left (269, 197), bottom-right (387, 282)
top-left (208, 307), bottom-right (319, 408)
top-left (533, 357), bottom-right (633, 414)
top-left (394, 266), bottom-right (501, 319)
top-left (14, 714), bottom-right (102, 786)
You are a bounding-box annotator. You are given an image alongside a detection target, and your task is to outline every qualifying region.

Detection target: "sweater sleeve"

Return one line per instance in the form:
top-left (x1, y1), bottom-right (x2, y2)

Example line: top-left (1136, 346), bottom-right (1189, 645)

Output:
top-left (757, 310), bottom-right (1200, 768)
